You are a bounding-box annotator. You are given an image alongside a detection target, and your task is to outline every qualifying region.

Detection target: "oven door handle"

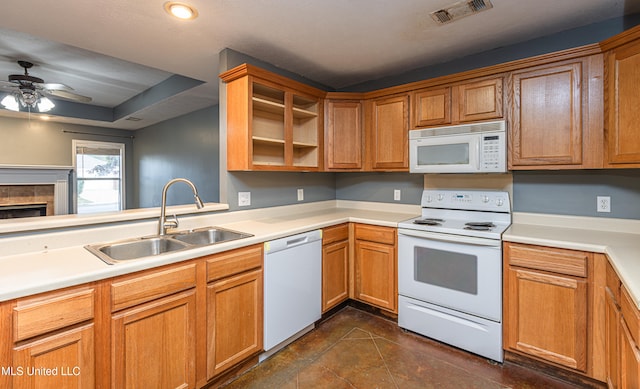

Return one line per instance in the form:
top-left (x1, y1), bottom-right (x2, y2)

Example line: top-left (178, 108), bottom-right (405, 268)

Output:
top-left (398, 228), bottom-right (501, 247)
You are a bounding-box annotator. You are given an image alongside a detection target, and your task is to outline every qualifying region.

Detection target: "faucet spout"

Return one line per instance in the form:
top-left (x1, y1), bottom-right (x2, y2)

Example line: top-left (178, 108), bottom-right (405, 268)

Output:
top-left (158, 178), bottom-right (205, 235)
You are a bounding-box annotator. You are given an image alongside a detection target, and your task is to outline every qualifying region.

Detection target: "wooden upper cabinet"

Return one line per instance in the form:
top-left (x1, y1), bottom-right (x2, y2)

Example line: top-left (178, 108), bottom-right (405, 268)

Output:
top-left (509, 55), bottom-right (604, 169)
top-left (325, 100), bottom-right (363, 170)
top-left (412, 87), bottom-right (451, 127)
top-left (366, 94), bottom-right (409, 170)
top-left (457, 77), bottom-right (503, 123)
top-left (410, 77), bottom-right (502, 129)
top-left (220, 64), bottom-right (325, 171)
top-left (601, 27), bottom-right (640, 167)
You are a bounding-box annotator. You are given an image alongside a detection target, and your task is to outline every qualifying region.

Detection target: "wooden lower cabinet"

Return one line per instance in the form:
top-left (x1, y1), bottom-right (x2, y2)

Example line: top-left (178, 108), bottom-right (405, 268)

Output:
top-left (205, 245), bottom-right (264, 381)
top-left (112, 289), bottom-right (196, 389)
top-left (606, 260), bottom-right (622, 388)
top-left (620, 319), bottom-right (640, 389)
top-left (322, 224), bottom-right (349, 312)
top-left (506, 265), bottom-right (588, 371)
top-left (354, 224), bottom-right (397, 313)
top-left (503, 242), bottom-right (599, 377)
top-left (607, 287), bottom-right (621, 388)
top-left (207, 268), bottom-right (263, 379)
top-left (4, 285), bottom-right (97, 389)
top-left (12, 324), bottom-right (95, 389)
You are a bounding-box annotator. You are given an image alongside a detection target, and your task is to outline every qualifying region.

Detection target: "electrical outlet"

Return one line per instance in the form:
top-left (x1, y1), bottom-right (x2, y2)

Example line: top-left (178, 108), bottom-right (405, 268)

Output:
top-left (597, 196), bottom-right (611, 213)
top-left (297, 188), bottom-right (304, 201)
top-left (394, 189), bottom-right (401, 201)
top-left (238, 192), bottom-right (251, 207)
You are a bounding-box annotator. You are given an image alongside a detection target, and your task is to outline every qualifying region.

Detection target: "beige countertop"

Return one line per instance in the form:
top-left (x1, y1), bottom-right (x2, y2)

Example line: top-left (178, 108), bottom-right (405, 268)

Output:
top-left (0, 200), bottom-right (420, 302)
top-left (504, 212), bottom-right (640, 309)
top-left (3, 203), bottom-right (640, 310)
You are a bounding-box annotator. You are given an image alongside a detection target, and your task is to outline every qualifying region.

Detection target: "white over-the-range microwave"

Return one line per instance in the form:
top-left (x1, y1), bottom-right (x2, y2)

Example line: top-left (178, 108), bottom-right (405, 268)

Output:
top-left (409, 120), bottom-right (507, 174)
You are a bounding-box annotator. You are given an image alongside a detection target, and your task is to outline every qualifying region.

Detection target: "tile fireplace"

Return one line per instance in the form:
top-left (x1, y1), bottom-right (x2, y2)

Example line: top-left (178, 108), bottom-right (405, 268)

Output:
top-left (0, 165), bottom-right (72, 218)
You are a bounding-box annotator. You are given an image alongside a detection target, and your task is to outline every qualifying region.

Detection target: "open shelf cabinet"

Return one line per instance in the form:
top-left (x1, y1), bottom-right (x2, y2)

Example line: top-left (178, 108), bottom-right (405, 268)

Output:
top-left (221, 64), bottom-right (325, 171)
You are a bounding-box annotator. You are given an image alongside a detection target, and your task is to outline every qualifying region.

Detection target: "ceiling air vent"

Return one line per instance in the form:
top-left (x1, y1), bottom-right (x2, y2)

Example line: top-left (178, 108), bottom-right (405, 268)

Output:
top-left (125, 116), bottom-right (142, 121)
top-left (430, 0), bottom-right (493, 25)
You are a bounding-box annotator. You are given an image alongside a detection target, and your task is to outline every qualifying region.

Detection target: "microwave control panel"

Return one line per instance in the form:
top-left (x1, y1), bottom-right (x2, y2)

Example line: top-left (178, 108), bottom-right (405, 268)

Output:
top-left (480, 134), bottom-right (505, 172)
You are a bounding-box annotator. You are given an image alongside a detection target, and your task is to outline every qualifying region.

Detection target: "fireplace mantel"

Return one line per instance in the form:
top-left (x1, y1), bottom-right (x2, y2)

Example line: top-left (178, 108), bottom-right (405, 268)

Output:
top-left (0, 165), bottom-right (73, 215)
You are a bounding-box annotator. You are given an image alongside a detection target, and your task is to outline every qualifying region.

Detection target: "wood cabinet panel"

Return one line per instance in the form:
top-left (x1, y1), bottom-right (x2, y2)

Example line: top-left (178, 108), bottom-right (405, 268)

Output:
top-left (621, 318), bottom-right (640, 389)
top-left (326, 100), bottom-right (363, 170)
top-left (355, 239), bottom-right (396, 312)
top-left (410, 77), bottom-right (502, 129)
top-left (13, 287), bottom-right (95, 341)
top-left (322, 239), bottom-right (349, 312)
top-left (511, 62), bottom-right (583, 166)
top-left (112, 289), bottom-right (196, 389)
top-left (621, 287), bottom-right (640, 345)
top-left (604, 38), bottom-right (640, 166)
top-left (206, 245), bottom-right (263, 282)
top-left (13, 324), bottom-right (95, 389)
top-left (412, 87), bottom-right (451, 127)
top-left (207, 268), bottom-right (263, 379)
top-left (506, 267), bottom-right (588, 371)
top-left (366, 95), bottom-right (409, 170)
top-left (506, 243), bottom-right (588, 277)
top-left (354, 223), bottom-right (396, 245)
top-left (457, 78), bottom-right (503, 123)
top-left (509, 54), bottom-right (603, 169)
top-left (111, 263), bottom-right (196, 312)
top-left (322, 223), bottom-right (349, 246)
top-left (606, 286), bottom-right (621, 389)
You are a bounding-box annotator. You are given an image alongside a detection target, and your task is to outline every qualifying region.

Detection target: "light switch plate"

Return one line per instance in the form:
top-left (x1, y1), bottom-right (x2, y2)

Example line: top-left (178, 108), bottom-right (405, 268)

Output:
top-left (394, 189), bottom-right (401, 201)
top-left (297, 188), bottom-right (304, 201)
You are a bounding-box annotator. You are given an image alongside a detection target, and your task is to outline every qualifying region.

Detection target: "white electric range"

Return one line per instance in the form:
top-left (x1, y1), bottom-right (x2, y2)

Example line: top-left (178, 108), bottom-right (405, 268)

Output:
top-left (397, 189), bottom-right (511, 362)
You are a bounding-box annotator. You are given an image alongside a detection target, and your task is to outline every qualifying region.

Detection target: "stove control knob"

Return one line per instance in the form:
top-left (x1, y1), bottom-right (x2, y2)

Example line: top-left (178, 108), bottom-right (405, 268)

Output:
top-left (495, 198), bottom-right (504, 207)
top-left (482, 195), bottom-right (490, 203)
top-left (426, 195), bottom-right (433, 203)
top-left (437, 194), bottom-right (444, 201)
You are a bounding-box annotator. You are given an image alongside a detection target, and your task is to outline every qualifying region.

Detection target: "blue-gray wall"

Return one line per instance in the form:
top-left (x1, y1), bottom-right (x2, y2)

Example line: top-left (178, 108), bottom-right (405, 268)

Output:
top-left (336, 172), bottom-right (423, 205)
top-left (133, 106), bottom-right (219, 208)
top-left (513, 170), bottom-right (640, 219)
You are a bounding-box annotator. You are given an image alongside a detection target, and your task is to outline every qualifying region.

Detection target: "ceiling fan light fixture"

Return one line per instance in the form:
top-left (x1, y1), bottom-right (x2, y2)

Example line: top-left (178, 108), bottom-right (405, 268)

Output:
top-left (1, 95), bottom-right (19, 112)
top-left (37, 96), bottom-right (55, 112)
top-left (164, 2), bottom-right (198, 20)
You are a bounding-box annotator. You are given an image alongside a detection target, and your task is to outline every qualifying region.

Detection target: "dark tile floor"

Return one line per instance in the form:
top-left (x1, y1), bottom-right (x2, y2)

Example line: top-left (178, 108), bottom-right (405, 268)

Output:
top-left (222, 307), bottom-right (587, 389)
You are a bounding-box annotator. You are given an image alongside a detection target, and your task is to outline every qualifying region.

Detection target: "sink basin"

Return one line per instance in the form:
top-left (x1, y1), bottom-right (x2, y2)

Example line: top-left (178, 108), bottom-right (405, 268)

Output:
top-left (86, 236), bottom-right (190, 264)
top-left (169, 227), bottom-right (253, 246)
top-left (85, 227), bottom-right (253, 265)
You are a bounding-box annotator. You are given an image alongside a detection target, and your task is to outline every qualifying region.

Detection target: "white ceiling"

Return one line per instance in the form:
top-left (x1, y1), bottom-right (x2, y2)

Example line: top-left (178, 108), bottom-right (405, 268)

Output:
top-left (0, 0), bottom-right (639, 130)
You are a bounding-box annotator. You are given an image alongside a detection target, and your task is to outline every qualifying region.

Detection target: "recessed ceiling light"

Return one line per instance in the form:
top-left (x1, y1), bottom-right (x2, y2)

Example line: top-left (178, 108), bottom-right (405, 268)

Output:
top-left (40, 115), bottom-right (51, 120)
top-left (164, 2), bottom-right (198, 20)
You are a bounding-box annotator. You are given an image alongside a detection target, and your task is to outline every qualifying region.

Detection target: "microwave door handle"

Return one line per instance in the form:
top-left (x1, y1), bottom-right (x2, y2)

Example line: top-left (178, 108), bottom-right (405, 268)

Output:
top-left (398, 228), bottom-right (501, 247)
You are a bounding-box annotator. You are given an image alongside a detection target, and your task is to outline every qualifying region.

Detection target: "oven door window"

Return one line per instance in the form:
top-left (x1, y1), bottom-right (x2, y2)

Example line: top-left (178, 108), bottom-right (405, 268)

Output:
top-left (414, 246), bottom-right (477, 295)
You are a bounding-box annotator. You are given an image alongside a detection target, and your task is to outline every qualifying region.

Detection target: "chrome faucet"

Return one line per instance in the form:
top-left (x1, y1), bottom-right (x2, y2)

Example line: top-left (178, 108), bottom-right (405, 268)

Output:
top-left (158, 178), bottom-right (205, 235)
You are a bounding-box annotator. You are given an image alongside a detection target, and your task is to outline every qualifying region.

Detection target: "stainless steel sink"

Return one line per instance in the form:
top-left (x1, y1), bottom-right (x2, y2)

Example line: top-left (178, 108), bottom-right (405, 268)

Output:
top-left (169, 227), bottom-right (252, 246)
top-left (85, 227), bottom-right (253, 265)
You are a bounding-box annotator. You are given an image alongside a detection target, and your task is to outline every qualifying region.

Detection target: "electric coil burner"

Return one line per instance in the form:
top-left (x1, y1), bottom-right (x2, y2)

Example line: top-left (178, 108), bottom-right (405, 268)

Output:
top-left (397, 190), bottom-right (511, 363)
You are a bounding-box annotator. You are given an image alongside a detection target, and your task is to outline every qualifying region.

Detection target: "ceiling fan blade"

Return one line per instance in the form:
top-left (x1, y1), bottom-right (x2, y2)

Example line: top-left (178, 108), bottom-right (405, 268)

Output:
top-left (0, 80), bottom-right (18, 88)
top-left (46, 89), bottom-right (92, 103)
top-left (37, 82), bottom-right (73, 91)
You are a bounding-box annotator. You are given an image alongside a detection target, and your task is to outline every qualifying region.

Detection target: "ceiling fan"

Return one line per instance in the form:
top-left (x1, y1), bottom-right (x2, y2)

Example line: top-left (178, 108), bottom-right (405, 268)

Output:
top-left (0, 60), bottom-right (92, 112)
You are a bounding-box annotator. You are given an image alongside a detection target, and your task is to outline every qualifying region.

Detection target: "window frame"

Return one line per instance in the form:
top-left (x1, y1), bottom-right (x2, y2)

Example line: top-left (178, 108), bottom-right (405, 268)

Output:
top-left (72, 139), bottom-right (126, 214)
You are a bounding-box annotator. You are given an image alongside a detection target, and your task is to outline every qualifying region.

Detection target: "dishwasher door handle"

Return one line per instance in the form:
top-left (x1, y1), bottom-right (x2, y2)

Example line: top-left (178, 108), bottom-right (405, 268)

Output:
top-left (286, 236), bottom-right (308, 247)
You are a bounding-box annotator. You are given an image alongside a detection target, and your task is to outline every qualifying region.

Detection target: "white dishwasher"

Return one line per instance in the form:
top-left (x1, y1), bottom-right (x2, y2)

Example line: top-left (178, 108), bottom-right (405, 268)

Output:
top-left (262, 229), bottom-right (322, 360)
